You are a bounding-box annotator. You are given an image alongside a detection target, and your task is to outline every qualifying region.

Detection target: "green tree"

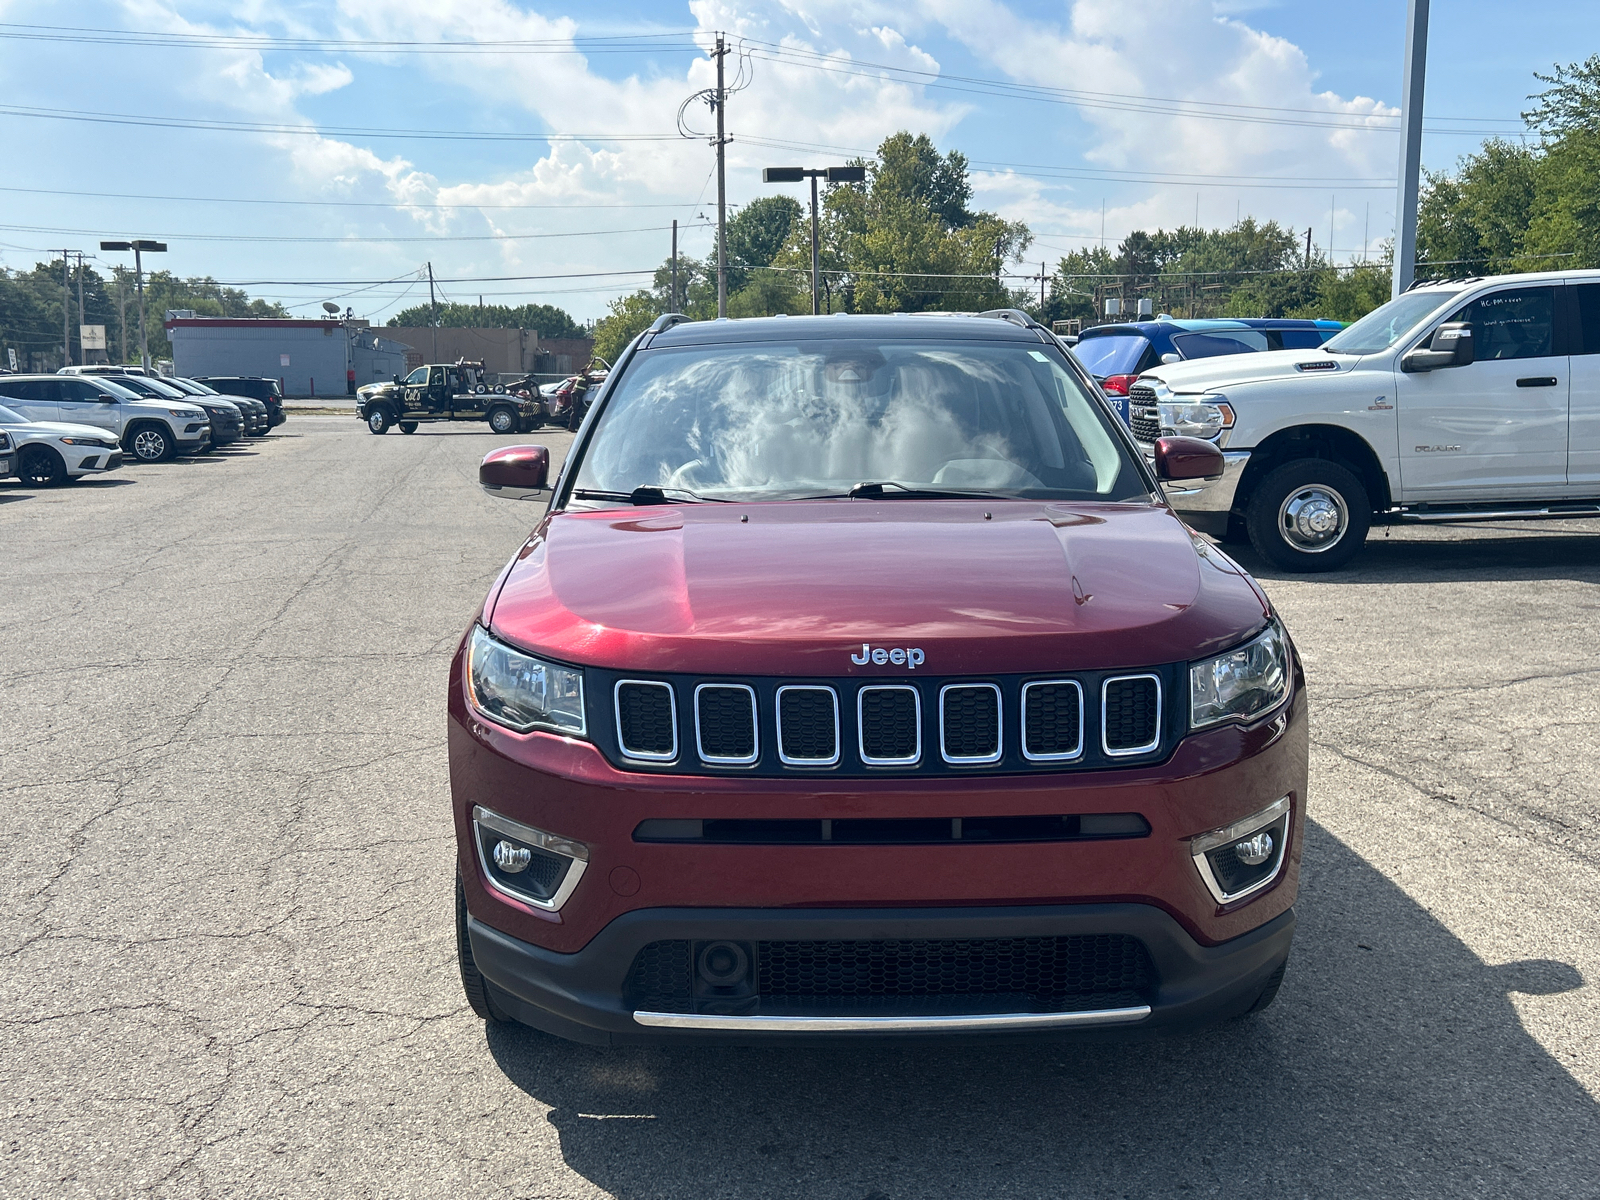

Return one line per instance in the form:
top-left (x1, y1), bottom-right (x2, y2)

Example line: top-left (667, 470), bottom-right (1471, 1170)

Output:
top-left (385, 301), bottom-right (585, 339)
top-left (1524, 53), bottom-right (1600, 136)
top-left (726, 195), bottom-right (803, 292)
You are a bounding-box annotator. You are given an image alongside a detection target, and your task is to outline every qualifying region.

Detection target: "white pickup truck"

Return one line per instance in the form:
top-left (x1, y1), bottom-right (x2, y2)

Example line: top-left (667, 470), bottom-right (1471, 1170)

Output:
top-left (1129, 269), bottom-right (1600, 570)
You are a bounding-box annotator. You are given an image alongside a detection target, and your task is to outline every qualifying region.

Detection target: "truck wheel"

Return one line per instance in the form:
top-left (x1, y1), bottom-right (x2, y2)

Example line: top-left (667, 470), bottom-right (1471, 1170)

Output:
top-left (456, 875), bottom-right (512, 1024)
top-left (367, 407), bottom-right (392, 435)
top-left (128, 424), bottom-right (175, 463)
top-left (1246, 458), bottom-right (1370, 572)
top-left (18, 445), bottom-right (68, 486)
top-left (399, 422), bottom-right (418, 434)
top-left (488, 406), bottom-right (517, 435)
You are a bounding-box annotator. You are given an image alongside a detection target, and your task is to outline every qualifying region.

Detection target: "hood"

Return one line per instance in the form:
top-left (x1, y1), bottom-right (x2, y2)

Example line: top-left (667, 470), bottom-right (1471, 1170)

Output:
top-left (0, 419), bottom-right (117, 441)
top-left (488, 501), bottom-right (1270, 676)
top-left (1146, 348), bottom-right (1357, 393)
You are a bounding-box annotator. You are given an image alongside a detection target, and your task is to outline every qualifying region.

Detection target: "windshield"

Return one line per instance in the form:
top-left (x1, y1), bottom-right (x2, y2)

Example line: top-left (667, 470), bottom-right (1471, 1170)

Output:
top-left (121, 377), bottom-right (185, 398)
top-left (1071, 334), bottom-right (1149, 376)
top-left (95, 379), bottom-right (141, 400)
top-left (573, 339), bottom-right (1146, 503)
top-left (1321, 290), bottom-right (1464, 354)
top-left (1170, 330), bottom-right (1269, 359)
top-left (0, 403), bottom-right (24, 423)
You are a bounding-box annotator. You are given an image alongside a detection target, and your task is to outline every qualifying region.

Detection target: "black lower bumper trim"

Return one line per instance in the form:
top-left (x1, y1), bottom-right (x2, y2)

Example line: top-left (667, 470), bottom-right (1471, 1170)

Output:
top-left (468, 903), bottom-right (1295, 1045)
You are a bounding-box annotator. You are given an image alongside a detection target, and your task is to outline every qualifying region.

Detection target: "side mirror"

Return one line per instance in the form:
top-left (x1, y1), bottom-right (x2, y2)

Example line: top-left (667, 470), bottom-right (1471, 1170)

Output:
top-left (1160, 352), bottom-right (1182, 365)
top-left (480, 445), bottom-right (550, 501)
top-left (1402, 321), bottom-right (1474, 372)
top-left (1153, 436), bottom-right (1224, 482)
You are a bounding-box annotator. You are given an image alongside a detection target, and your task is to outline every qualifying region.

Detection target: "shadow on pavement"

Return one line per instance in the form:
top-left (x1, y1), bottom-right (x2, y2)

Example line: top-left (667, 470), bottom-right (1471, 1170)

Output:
top-left (1226, 526), bottom-right (1600, 586)
top-left (485, 820), bottom-right (1594, 1199)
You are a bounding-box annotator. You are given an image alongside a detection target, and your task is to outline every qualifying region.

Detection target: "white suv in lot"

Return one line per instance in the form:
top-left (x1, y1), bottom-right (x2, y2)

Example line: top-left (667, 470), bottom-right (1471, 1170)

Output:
top-left (0, 374), bottom-right (210, 463)
top-left (1129, 269), bottom-right (1600, 569)
top-left (0, 402), bottom-right (124, 485)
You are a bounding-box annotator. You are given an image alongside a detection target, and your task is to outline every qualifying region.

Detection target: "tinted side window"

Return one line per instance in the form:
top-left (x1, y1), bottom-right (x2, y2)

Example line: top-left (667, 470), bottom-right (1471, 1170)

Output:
top-left (1279, 330), bottom-right (1326, 350)
top-left (1574, 283), bottom-right (1600, 355)
top-left (1448, 287), bottom-right (1555, 360)
top-left (59, 380), bottom-right (108, 402)
top-left (0, 380), bottom-right (58, 402)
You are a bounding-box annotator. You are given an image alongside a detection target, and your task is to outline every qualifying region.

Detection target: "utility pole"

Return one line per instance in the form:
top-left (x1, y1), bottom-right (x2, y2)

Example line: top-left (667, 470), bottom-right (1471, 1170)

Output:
top-left (713, 34), bottom-right (729, 318)
top-left (427, 261), bottom-right (438, 361)
top-left (671, 219), bottom-right (679, 311)
top-left (73, 253), bottom-right (86, 362)
top-left (1040, 261), bottom-right (1047, 311)
top-left (1394, 0), bottom-right (1430, 297)
top-left (57, 251), bottom-right (70, 368)
top-left (1304, 227), bottom-right (1313, 269)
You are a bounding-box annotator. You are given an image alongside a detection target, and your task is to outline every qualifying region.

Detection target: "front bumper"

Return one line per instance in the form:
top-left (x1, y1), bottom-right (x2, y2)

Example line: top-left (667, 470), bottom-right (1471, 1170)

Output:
top-left (0, 452), bottom-right (13, 478)
top-left (470, 902), bottom-right (1295, 1045)
top-left (67, 449), bottom-right (122, 475)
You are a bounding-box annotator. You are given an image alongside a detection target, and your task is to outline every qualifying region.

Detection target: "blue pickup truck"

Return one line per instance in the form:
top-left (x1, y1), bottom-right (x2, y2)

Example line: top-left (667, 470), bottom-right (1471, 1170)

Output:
top-left (1072, 317), bottom-right (1343, 421)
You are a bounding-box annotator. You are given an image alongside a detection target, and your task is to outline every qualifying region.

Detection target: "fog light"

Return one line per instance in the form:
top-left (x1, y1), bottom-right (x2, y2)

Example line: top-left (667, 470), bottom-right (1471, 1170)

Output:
top-left (1234, 831), bottom-right (1274, 867)
top-left (1190, 796), bottom-right (1290, 905)
top-left (493, 840), bottom-right (532, 873)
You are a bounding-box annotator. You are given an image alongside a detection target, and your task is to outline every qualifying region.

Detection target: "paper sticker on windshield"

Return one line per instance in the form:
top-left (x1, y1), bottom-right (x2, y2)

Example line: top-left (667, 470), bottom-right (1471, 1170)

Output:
top-left (1028, 351), bottom-right (1049, 362)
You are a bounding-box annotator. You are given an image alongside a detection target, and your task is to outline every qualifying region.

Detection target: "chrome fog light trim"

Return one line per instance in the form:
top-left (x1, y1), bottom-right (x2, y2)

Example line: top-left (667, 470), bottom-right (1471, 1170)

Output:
top-left (472, 804), bottom-right (589, 912)
top-left (1190, 796), bottom-right (1291, 905)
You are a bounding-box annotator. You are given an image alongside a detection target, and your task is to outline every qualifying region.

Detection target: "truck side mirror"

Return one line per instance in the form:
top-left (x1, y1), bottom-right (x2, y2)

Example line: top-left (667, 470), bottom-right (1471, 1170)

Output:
top-left (1402, 322), bottom-right (1474, 372)
top-left (1153, 436), bottom-right (1224, 482)
top-left (480, 445), bottom-right (550, 501)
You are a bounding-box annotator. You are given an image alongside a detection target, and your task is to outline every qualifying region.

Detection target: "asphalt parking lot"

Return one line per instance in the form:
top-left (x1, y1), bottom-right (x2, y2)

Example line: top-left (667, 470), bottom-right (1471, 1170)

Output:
top-left (3, 418), bottom-right (1597, 1199)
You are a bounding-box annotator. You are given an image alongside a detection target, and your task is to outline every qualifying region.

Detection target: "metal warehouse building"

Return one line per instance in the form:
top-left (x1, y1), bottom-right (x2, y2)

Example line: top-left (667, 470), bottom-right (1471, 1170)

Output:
top-left (165, 317), bottom-right (412, 397)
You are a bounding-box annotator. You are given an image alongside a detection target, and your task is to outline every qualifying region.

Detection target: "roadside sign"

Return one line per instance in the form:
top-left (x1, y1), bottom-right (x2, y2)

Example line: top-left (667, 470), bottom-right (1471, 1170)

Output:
top-left (80, 325), bottom-right (106, 351)
top-left (6, 348), bottom-right (16, 370)
top-left (280, 353), bottom-right (291, 367)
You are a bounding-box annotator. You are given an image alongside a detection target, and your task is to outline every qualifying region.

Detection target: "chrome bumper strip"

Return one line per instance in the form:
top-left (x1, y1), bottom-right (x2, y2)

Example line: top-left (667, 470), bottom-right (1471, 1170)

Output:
top-left (633, 1005), bottom-right (1152, 1032)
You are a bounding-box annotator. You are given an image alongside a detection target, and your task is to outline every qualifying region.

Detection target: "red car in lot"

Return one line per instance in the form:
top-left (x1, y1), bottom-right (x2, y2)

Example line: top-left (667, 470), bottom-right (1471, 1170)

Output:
top-left (451, 311), bottom-right (1306, 1044)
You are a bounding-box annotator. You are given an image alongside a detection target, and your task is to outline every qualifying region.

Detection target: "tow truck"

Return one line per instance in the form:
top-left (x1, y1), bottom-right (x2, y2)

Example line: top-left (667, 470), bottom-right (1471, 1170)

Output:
top-left (356, 360), bottom-right (541, 435)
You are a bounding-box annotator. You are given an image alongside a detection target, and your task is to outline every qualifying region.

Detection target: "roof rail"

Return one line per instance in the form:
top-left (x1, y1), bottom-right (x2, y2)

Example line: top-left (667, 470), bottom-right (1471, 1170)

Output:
top-left (977, 308), bottom-right (1045, 331)
top-left (647, 313), bottom-right (693, 333)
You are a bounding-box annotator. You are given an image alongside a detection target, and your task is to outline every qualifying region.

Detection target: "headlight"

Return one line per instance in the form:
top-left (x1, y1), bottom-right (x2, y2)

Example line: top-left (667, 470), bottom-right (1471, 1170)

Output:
top-left (59, 436), bottom-right (114, 447)
top-left (1157, 398), bottom-right (1234, 440)
top-left (466, 625), bottom-right (586, 736)
top-left (1190, 620), bottom-right (1290, 729)
top-left (169, 409), bottom-right (204, 420)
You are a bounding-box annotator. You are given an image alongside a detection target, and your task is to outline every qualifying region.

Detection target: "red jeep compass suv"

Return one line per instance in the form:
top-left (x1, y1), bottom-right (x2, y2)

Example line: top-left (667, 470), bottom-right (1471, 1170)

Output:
top-left (451, 310), bottom-right (1306, 1043)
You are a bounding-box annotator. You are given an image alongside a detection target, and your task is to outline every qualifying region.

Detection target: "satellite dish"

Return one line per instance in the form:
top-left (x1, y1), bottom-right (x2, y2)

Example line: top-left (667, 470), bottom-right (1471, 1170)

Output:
top-left (321, 301), bottom-right (341, 315)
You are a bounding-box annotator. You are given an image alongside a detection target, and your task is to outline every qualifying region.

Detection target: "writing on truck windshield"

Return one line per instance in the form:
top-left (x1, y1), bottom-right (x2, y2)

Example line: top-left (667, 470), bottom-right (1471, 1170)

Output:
top-left (573, 340), bottom-right (1148, 503)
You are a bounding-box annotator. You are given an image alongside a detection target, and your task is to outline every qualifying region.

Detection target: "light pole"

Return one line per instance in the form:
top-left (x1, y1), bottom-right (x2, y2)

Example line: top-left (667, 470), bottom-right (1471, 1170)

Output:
top-left (762, 165), bottom-right (867, 314)
top-left (1392, 0), bottom-right (1430, 297)
top-left (99, 239), bottom-right (166, 369)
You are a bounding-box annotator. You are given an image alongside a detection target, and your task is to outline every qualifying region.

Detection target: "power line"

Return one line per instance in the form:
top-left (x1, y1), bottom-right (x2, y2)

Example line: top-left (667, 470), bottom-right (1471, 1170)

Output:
top-left (0, 22), bottom-right (703, 54)
top-left (0, 184), bottom-right (705, 211)
top-left (0, 221), bottom-right (712, 244)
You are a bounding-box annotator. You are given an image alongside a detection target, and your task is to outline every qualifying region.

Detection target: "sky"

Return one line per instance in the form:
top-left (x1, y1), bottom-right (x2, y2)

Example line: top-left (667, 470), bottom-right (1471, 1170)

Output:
top-left (0, 0), bottom-right (1595, 323)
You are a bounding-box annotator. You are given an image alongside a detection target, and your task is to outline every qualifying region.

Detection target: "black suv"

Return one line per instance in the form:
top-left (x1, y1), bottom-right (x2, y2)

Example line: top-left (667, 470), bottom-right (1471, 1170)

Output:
top-left (193, 377), bottom-right (287, 428)
top-left (165, 377), bottom-right (268, 436)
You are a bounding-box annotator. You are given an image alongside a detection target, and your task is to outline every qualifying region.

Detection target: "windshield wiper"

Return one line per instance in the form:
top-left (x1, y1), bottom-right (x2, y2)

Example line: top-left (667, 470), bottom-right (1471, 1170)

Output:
top-left (846, 480), bottom-right (1005, 500)
top-left (571, 485), bottom-right (727, 505)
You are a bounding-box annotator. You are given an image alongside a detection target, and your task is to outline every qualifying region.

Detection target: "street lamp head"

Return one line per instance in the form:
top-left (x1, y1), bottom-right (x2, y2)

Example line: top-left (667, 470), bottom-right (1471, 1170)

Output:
top-left (132, 240), bottom-right (167, 253)
top-left (762, 167), bottom-right (806, 183)
top-left (826, 165), bottom-right (867, 183)
top-left (100, 240), bottom-right (132, 251)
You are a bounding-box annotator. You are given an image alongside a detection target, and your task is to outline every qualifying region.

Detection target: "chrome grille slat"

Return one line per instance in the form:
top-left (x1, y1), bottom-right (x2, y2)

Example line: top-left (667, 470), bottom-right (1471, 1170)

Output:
top-left (695, 683), bottom-right (759, 765)
top-left (1102, 675), bottom-right (1162, 756)
top-left (940, 683), bottom-right (1002, 764)
top-left (1021, 680), bottom-right (1084, 761)
top-left (777, 685), bottom-right (840, 766)
top-left (858, 685), bottom-right (921, 766)
top-left (615, 680), bottom-right (677, 762)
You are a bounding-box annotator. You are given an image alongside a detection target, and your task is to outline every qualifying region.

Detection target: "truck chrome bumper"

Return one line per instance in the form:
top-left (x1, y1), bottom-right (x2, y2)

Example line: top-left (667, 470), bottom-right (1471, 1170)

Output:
top-left (1145, 448), bottom-right (1251, 513)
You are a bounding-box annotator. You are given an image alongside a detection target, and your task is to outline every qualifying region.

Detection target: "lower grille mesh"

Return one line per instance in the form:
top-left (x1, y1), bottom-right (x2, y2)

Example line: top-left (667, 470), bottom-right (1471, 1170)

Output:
top-left (625, 935), bottom-right (1156, 1013)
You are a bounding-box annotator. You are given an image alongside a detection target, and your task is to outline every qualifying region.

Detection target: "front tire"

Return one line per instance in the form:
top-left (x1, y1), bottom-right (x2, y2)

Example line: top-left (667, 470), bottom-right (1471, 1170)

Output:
top-left (18, 445), bottom-right (68, 486)
top-left (367, 408), bottom-right (392, 435)
top-left (128, 424), bottom-right (175, 463)
top-left (1245, 458), bottom-right (1370, 572)
top-left (456, 875), bottom-right (512, 1024)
